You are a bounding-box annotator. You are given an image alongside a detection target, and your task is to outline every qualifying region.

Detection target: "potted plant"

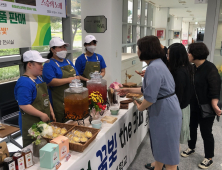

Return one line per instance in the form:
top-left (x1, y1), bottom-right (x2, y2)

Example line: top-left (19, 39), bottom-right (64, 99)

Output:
top-left (28, 121), bottom-right (53, 157)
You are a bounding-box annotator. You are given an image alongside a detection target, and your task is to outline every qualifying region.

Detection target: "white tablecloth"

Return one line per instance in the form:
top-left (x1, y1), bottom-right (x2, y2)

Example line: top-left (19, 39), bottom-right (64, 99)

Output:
top-left (26, 102), bottom-right (149, 170)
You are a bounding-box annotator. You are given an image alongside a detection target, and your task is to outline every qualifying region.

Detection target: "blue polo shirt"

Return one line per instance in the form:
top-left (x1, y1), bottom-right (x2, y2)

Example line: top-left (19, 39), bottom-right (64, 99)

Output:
top-left (42, 59), bottom-right (79, 105)
top-left (75, 53), bottom-right (107, 75)
top-left (14, 76), bottom-right (44, 132)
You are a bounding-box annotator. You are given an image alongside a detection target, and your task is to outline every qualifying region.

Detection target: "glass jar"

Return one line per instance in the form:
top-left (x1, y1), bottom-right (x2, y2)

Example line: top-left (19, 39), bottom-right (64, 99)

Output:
top-left (21, 148), bottom-right (33, 168)
top-left (64, 79), bottom-right (89, 120)
top-left (12, 152), bottom-right (25, 170)
top-left (3, 157), bottom-right (15, 170)
top-left (87, 71), bottom-right (107, 103)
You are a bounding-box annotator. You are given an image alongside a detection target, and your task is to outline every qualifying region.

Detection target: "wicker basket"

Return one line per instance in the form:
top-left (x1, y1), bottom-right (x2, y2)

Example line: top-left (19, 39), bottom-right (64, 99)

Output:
top-left (43, 122), bottom-right (75, 142)
top-left (68, 125), bottom-right (100, 152)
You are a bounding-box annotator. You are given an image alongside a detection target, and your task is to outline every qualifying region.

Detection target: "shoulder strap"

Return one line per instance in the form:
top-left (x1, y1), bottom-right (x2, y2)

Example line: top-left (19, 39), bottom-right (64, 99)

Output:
top-left (51, 59), bottom-right (60, 67)
top-left (23, 75), bottom-right (37, 85)
top-left (85, 54), bottom-right (98, 61)
top-left (84, 54), bottom-right (88, 62)
top-left (192, 74), bottom-right (200, 106)
top-left (37, 76), bottom-right (44, 83)
top-left (66, 59), bottom-right (71, 65)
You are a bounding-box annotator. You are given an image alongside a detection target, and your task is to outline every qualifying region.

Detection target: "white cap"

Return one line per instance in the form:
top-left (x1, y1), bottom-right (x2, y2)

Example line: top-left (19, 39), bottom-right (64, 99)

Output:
top-left (49, 37), bottom-right (70, 48)
top-left (84, 35), bottom-right (97, 43)
top-left (23, 50), bottom-right (49, 63)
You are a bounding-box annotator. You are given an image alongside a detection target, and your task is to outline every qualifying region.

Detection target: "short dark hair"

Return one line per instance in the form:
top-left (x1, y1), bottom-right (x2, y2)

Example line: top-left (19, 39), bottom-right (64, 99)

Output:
top-left (21, 55), bottom-right (34, 71)
top-left (188, 43), bottom-right (209, 60)
top-left (84, 40), bottom-right (97, 47)
top-left (137, 35), bottom-right (164, 61)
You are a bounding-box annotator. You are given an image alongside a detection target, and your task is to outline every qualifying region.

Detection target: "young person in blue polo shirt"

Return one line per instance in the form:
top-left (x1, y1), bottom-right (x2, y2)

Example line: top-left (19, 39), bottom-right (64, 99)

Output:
top-left (14, 50), bottom-right (56, 147)
top-left (75, 35), bottom-right (107, 86)
top-left (42, 37), bottom-right (80, 123)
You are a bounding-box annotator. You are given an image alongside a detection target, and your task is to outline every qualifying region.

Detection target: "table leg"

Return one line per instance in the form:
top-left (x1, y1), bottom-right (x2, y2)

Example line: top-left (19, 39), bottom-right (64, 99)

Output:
top-left (7, 135), bottom-right (23, 149)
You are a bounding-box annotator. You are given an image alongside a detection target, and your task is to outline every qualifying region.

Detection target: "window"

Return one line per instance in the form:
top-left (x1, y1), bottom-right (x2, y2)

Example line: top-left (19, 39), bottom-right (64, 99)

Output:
top-left (127, 47), bottom-right (132, 53)
top-left (32, 16), bottom-right (62, 52)
top-left (128, 0), bottom-right (133, 23)
top-left (73, 50), bottom-right (82, 60)
top-left (0, 48), bottom-right (20, 56)
top-left (123, 1), bottom-right (154, 53)
top-left (0, 65), bottom-right (20, 84)
top-left (72, 18), bottom-right (82, 49)
top-left (137, 0), bottom-right (141, 24)
top-left (71, 0), bottom-right (81, 15)
top-left (137, 26), bottom-right (140, 41)
top-left (127, 24), bottom-right (132, 43)
top-left (145, 2), bottom-right (148, 25)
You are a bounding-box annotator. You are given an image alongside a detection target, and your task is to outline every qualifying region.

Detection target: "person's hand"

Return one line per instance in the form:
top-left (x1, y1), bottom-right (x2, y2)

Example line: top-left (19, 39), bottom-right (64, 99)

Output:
top-left (50, 111), bottom-right (56, 122)
top-left (135, 70), bottom-right (146, 77)
top-left (40, 113), bottom-right (50, 122)
top-left (213, 105), bottom-right (222, 116)
top-left (116, 88), bottom-right (129, 96)
top-left (133, 100), bottom-right (141, 109)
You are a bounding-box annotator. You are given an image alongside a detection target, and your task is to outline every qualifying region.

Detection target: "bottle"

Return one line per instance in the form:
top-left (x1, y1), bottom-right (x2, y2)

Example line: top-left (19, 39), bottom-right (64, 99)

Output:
top-left (21, 148), bottom-right (34, 168)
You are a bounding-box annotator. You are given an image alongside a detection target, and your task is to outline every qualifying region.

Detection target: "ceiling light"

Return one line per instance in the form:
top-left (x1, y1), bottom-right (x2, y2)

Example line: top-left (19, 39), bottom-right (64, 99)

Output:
top-left (186, 10), bottom-right (191, 12)
top-left (195, 22), bottom-right (198, 24)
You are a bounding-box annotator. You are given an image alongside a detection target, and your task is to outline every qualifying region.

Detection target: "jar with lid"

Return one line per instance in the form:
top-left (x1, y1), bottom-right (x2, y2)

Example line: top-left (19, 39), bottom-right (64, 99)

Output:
top-left (64, 79), bottom-right (89, 120)
top-left (12, 152), bottom-right (25, 170)
top-left (3, 157), bottom-right (15, 170)
top-left (21, 148), bottom-right (34, 168)
top-left (87, 71), bottom-right (107, 103)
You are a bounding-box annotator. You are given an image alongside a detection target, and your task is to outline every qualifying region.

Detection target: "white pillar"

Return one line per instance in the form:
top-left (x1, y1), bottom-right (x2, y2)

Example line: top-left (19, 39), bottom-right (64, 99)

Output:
top-left (81, 0), bottom-right (122, 85)
top-left (204, 0), bottom-right (220, 62)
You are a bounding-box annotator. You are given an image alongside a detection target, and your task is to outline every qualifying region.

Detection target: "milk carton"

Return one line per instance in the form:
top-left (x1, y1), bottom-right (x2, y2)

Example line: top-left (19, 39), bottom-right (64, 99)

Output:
top-left (50, 136), bottom-right (69, 160)
top-left (39, 143), bottom-right (59, 169)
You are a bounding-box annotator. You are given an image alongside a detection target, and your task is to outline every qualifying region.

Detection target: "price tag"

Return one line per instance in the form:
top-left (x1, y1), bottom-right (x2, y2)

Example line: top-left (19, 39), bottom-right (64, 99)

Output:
top-left (55, 161), bottom-right (61, 170)
top-left (65, 153), bottom-right (71, 162)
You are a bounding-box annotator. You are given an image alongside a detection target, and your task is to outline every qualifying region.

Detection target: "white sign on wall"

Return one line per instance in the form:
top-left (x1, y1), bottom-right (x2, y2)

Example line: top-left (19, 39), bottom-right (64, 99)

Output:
top-left (0, 11), bottom-right (31, 49)
top-left (0, 0), bottom-right (66, 18)
top-left (194, 0), bottom-right (208, 4)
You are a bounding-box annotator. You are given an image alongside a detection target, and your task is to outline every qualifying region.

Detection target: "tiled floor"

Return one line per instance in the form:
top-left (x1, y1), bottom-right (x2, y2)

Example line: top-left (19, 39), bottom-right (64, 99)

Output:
top-left (128, 120), bottom-right (222, 170)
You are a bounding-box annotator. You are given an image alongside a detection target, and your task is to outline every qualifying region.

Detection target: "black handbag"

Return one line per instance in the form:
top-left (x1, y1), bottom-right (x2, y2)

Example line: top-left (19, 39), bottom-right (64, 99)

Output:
top-left (193, 75), bottom-right (222, 119)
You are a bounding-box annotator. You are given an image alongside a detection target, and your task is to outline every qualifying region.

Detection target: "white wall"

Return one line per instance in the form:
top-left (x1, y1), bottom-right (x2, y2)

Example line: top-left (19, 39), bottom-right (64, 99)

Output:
top-left (153, 7), bottom-right (169, 46)
top-left (81, 0), bottom-right (122, 86)
top-left (172, 17), bottom-right (182, 44)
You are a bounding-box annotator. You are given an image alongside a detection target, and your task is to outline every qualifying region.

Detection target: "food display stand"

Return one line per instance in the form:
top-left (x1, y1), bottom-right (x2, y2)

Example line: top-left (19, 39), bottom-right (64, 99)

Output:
top-left (24, 101), bottom-right (148, 170)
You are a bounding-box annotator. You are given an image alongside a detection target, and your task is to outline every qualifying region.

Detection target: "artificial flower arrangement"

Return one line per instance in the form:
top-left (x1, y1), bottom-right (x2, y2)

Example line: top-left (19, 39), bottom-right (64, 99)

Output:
top-left (108, 82), bottom-right (123, 104)
top-left (89, 91), bottom-right (106, 116)
top-left (109, 82), bottom-right (123, 90)
top-left (28, 121), bottom-right (53, 145)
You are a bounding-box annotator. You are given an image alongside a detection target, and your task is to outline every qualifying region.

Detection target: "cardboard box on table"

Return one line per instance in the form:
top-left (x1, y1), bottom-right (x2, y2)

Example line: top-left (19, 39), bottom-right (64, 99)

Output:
top-left (0, 142), bottom-right (9, 164)
top-left (50, 136), bottom-right (69, 160)
top-left (39, 143), bottom-right (59, 169)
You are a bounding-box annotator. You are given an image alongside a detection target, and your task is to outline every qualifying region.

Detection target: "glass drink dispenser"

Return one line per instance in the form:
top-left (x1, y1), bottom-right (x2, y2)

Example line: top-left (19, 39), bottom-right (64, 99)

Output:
top-left (87, 71), bottom-right (107, 103)
top-left (64, 79), bottom-right (89, 120)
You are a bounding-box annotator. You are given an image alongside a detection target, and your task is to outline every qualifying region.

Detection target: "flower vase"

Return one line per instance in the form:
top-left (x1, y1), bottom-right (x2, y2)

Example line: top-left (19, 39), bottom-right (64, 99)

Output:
top-left (33, 138), bottom-right (47, 157)
top-left (90, 108), bottom-right (100, 119)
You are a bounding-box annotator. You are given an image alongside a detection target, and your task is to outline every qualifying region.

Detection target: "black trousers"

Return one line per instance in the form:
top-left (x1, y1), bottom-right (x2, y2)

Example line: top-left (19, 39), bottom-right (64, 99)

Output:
top-left (188, 105), bottom-right (215, 158)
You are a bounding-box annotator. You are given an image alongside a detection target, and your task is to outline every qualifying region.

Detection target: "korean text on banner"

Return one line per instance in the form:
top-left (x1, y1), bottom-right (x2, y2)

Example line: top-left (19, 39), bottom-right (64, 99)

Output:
top-left (0, 10), bottom-right (31, 49)
top-left (0, 0), bottom-right (66, 18)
